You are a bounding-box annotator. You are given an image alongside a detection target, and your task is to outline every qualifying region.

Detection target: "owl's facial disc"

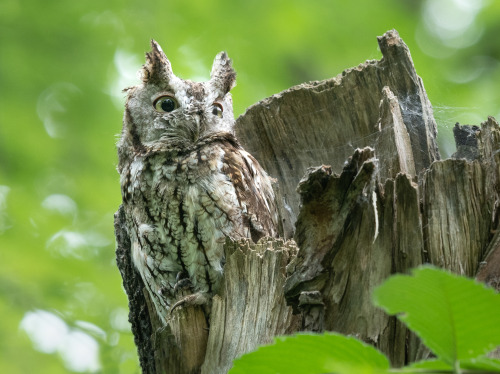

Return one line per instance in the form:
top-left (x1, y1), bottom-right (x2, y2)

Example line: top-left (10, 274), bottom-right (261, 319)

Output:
top-left (123, 41), bottom-right (237, 152)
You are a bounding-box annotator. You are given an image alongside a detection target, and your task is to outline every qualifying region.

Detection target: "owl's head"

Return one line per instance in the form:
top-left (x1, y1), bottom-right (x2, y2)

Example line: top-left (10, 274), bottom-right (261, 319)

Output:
top-left (120, 40), bottom-right (237, 155)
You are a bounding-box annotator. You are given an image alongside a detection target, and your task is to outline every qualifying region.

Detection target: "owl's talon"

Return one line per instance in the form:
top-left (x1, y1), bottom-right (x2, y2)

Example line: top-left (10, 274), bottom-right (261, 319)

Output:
top-left (170, 292), bottom-right (209, 314)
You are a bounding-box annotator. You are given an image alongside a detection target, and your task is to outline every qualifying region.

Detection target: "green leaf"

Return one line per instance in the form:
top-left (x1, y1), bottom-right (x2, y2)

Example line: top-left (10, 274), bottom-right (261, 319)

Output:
top-left (460, 356), bottom-right (500, 372)
top-left (401, 358), bottom-right (452, 372)
top-left (228, 333), bottom-right (390, 374)
top-left (402, 357), bottom-right (500, 373)
top-left (373, 266), bottom-right (500, 366)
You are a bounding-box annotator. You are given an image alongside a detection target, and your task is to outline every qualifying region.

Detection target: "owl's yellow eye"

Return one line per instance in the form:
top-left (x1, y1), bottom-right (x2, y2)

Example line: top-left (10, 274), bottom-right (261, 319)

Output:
top-left (154, 95), bottom-right (178, 113)
top-left (212, 103), bottom-right (223, 118)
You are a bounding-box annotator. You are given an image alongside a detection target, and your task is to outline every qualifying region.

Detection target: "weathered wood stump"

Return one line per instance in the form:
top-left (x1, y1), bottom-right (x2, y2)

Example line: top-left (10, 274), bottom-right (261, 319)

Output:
top-left (115, 29), bottom-right (500, 373)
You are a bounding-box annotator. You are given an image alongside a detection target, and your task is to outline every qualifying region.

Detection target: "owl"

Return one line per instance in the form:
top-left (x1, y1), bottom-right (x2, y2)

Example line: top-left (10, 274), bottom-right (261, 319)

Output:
top-left (117, 40), bottom-right (279, 325)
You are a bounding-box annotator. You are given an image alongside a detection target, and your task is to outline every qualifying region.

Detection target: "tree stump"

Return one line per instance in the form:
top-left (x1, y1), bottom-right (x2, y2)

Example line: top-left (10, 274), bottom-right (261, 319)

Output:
top-left (115, 29), bottom-right (500, 373)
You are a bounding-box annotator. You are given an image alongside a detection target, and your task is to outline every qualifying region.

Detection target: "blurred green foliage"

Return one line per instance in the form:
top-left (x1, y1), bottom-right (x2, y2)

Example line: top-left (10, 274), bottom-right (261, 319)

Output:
top-left (0, 0), bottom-right (499, 372)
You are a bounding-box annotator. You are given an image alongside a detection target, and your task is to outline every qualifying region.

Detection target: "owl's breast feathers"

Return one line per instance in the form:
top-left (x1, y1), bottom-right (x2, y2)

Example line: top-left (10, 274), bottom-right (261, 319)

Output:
top-left (120, 132), bottom-right (278, 314)
top-left (123, 131), bottom-right (278, 239)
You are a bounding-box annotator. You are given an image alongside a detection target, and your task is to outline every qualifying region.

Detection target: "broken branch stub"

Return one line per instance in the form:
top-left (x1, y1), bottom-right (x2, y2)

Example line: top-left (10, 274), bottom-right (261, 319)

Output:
top-left (201, 238), bottom-right (300, 374)
top-left (236, 29), bottom-right (439, 229)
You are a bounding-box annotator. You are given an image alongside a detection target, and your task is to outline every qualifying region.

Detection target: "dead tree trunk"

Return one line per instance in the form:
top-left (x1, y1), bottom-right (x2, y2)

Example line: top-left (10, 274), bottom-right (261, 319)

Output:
top-left (115, 29), bottom-right (500, 373)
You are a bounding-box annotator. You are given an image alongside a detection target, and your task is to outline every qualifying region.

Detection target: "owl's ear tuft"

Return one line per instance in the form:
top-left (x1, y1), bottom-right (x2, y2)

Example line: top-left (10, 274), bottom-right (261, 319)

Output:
top-left (142, 39), bottom-right (173, 83)
top-left (210, 52), bottom-right (236, 95)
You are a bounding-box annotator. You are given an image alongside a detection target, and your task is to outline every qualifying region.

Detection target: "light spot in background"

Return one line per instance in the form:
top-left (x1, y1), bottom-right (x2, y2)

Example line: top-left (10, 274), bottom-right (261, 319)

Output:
top-left (46, 229), bottom-right (110, 259)
top-left (75, 320), bottom-right (107, 341)
top-left (110, 307), bottom-right (131, 332)
top-left (60, 330), bottom-right (100, 373)
top-left (414, 24), bottom-right (457, 59)
top-left (41, 194), bottom-right (78, 220)
top-left (107, 49), bottom-right (142, 109)
top-left (37, 82), bottom-right (81, 138)
top-left (20, 310), bottom-right (67, 354)
top-left (0, 185), bottom-right (12, 233)
top-left (20, 310), bottom-right (101, 373)
top-left (416, 0), bottom-right (487, 59)
top-left (423, 0), bottom-right (485, 43)
top-left (46, 230), bottom-right (87, 258)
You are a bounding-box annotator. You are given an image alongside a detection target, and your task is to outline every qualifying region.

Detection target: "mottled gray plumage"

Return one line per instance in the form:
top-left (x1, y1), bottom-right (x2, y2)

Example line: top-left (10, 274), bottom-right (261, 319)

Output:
top-left (118, 40), bottom-right (278, 324)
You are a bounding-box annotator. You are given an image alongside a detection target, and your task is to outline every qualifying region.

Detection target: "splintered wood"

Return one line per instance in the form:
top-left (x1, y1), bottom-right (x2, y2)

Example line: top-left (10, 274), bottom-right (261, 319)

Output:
top-left (115, 30), bottom-right (500, 373)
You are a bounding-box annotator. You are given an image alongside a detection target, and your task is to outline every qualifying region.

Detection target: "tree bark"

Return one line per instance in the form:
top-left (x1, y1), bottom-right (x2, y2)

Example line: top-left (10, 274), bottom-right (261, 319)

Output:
top-left (115, 29), bottom-right (500, 372)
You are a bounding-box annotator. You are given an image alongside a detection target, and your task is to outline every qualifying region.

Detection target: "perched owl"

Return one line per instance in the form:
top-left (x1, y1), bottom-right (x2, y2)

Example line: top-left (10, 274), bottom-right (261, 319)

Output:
top-left (118, 40), bottom-right (278, 325)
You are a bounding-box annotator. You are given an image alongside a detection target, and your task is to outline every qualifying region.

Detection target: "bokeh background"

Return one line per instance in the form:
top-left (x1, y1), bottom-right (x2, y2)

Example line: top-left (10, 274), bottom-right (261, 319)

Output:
top-left (1, 1), bottom-right (499, 372)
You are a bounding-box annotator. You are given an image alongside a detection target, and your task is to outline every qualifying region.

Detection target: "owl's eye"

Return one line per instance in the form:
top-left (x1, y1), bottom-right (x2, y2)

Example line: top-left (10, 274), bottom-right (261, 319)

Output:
top-left (154, 96), bottom-right (178, 113)
top-left (212, 103), bottom-right (223, 118)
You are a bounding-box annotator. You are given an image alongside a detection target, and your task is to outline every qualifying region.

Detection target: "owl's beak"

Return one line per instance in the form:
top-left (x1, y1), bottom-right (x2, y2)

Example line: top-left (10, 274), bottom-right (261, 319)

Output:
top-left (191, 114), bottom-right (201, 142)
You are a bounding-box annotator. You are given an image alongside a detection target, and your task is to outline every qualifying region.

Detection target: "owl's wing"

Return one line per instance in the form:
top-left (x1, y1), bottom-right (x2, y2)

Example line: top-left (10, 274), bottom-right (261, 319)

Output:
top-left (222, 144), bottom-right (279, 243)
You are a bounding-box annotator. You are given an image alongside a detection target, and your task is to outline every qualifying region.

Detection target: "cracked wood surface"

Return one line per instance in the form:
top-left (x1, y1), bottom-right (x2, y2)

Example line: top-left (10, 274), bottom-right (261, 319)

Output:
top-left (115, 30), bottom-right (500, 373)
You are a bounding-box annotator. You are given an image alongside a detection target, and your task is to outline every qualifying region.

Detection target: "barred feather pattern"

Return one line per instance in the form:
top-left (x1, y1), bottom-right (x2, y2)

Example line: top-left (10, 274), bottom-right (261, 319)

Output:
top-left (120, 134), bottom-right (277, 324)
